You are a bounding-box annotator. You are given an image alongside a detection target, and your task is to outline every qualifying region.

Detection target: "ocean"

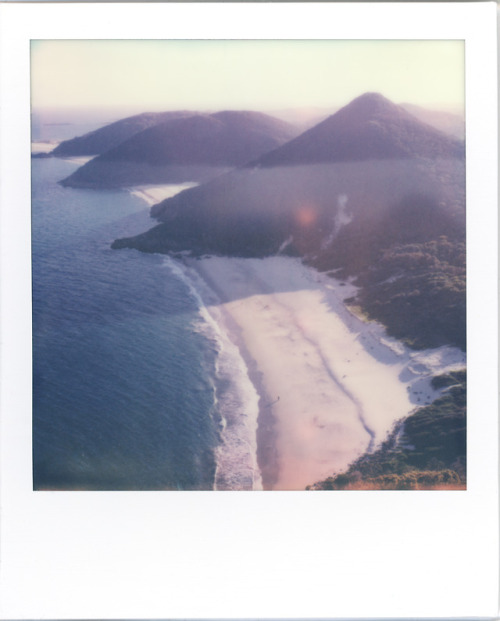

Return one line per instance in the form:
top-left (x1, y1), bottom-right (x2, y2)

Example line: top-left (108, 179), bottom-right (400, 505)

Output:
top-left (32, 119), bottom-right (260, 491)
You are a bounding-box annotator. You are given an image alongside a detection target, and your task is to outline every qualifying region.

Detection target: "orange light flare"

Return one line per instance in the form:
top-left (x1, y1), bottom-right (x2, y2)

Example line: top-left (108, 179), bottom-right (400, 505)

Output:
top-left (294, 204), bottom-right (319, 228)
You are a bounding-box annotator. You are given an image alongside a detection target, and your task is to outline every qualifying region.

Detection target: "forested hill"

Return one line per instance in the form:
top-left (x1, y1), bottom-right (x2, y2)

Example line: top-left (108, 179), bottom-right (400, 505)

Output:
top-left (59, 111), bottom-right (300, 188)
top-left (399, 103), bottom-right (465, 140)
top-left (253, 92), bottom-right (464, 167)
top-left (51, 110), bottom-right (196, 156)
top-left (112, 92), bottom-right (466, 350)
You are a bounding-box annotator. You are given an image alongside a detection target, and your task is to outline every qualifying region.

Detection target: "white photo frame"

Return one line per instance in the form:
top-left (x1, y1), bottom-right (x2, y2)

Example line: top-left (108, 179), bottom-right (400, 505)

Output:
top-left (0, 2), bottom-right (498, 619)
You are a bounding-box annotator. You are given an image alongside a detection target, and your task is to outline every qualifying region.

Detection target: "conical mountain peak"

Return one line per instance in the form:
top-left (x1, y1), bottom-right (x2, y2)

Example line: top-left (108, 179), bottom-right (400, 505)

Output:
top-left (336, 91), bottom-right (398, 116)
top-left (255, 92), bottom-right (464, 167)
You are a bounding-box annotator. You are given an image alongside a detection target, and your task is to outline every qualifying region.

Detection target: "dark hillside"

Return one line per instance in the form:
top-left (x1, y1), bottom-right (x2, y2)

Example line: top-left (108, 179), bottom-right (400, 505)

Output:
top-left (400, 103), bottom-right (465, 140)
top-left (112, 93), bottom-right (466, 350)
top-left (52, 110), bottom-right (195, 156)
top-left (254, 92), bottom-right (464, 167)
top-left (98, 111), bottom-right (298, 166)
top-left (60, 111), bottom-right (299, 188)
top-left (145, 158), bottom-right (464, 257)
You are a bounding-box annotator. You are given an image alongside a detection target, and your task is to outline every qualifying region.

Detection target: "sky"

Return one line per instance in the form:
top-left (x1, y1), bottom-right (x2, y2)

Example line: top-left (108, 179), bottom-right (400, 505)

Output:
top-left (31, 39), bottom-right (464, 114)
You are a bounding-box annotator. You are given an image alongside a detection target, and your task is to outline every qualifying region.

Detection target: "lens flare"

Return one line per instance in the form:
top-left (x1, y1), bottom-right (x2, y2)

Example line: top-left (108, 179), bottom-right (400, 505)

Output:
top-left (295, 205), bottom-right (318, 227)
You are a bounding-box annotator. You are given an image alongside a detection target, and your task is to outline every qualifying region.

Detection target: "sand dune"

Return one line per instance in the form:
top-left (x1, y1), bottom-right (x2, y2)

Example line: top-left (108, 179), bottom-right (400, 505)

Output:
top-left (184, 256), bottom-right (465, 490)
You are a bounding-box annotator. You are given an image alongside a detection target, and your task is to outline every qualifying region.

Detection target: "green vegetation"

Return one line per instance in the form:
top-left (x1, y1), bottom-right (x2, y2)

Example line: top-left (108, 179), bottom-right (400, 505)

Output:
top-left (311, 469), bottom-right (463, 491)
top-left (310, 179), bottom-right (465, 351)
top-left (355, 236), bottom-right (466, 350)
top-left (309, 371), bottom-right (466, 490)
top-left (431, 369), bottom-right (465, 389)
top-left (326, 230), bottom-right (466, 351)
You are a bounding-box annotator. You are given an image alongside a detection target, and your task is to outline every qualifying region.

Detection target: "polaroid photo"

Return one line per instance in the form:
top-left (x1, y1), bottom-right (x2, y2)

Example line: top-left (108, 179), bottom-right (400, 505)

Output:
top-left (0, 2), bottom-right (498, 619)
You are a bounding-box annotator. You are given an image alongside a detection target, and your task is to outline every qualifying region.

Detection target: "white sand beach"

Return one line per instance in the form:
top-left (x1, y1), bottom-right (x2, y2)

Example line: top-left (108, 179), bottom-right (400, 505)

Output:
top-left (129, 183), bottom-right (198, 206)
top-left (63, 155), bottom-right (96, 166)
top-left (185, 256), bottom-right (465, 491)
top-left (31, 141), bottom-right (59, 154)
top-left (31, 142), bottom-right (96, 167)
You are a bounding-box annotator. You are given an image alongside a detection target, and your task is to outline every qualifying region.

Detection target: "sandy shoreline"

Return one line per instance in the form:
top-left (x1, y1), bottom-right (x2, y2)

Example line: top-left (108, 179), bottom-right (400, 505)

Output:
top-left (31, 143), bottom-right (96, 167)
top-left (183, 256), bottom-right (465, 490)
top-left (31, 140), bottom-right (59, 154)
top-left (129, 183), bottom-right (198, 206)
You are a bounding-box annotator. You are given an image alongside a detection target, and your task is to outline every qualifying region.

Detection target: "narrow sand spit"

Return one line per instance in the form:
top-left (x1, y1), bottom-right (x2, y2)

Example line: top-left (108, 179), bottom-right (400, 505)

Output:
top-left (31, 141), bottom-right (60, 154)
top-left (30, 143), bottom-right (94, 165)
top-left (185, 256), bottom-right (465, 491)
top-left (129, 183), bottom-right (197, 206)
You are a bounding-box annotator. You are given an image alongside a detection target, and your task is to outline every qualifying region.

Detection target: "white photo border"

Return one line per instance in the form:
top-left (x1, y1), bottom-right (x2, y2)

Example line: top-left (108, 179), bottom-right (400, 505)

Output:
top-left (0, 2), bottom-right (498, 619)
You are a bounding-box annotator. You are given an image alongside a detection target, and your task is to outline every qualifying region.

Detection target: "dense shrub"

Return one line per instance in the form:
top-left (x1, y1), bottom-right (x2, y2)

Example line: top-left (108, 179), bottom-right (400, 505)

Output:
top-left (346, 236), bottom-right (466, 350)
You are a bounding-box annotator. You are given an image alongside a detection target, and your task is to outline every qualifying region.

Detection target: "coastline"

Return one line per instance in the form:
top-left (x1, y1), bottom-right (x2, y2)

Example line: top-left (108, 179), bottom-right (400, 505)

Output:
top-left (119, 184), bottom-right (465, 491)
top-left (181, 257), bottom-right (280, 490)
top-left (128, 183), bottom-right (198, 206)
top-left (183, 255), bottom-right (466, 491)
top-left (31, 140), bottom-right (60, 154)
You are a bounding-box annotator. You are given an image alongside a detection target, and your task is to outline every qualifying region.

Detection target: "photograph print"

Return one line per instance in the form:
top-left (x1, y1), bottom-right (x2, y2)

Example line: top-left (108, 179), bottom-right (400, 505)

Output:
top-left (31, 39), bottom-right (466, 491)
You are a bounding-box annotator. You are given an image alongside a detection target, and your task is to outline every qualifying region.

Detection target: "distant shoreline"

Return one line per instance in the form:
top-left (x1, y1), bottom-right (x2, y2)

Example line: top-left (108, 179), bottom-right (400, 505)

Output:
top-left (128, 183), bottom-right (198, 207)
top-left (31, 140), bottom-right (60, 154)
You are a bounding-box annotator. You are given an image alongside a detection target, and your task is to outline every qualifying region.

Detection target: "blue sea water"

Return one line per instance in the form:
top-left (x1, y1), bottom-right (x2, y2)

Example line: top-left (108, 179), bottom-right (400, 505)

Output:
top-left (32, 155), bottom-right (223, 490)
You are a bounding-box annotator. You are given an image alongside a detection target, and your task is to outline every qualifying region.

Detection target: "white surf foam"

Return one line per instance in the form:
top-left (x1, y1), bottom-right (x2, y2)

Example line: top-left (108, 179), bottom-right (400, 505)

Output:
top-left (161, 256), bottom-right (263, 491)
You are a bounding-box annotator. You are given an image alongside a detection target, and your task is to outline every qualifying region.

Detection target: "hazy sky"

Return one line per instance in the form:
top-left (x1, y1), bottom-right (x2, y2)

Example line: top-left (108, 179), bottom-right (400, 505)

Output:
top-left (31, 39), bottom-right (464, 113)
